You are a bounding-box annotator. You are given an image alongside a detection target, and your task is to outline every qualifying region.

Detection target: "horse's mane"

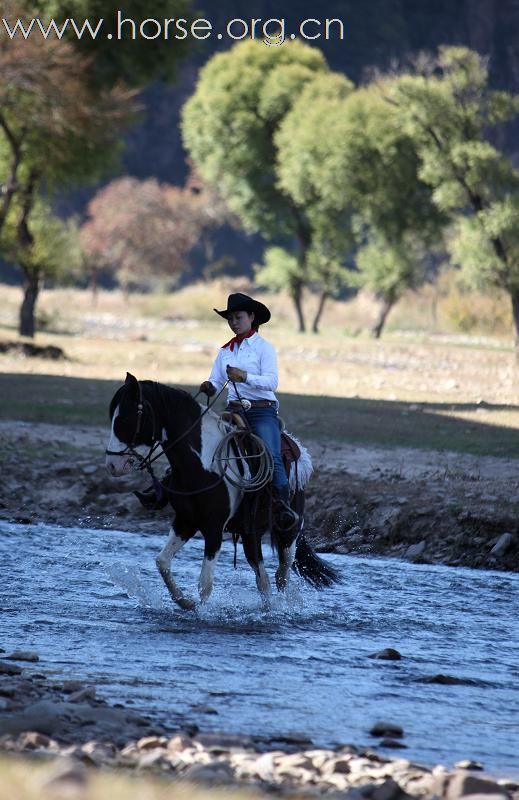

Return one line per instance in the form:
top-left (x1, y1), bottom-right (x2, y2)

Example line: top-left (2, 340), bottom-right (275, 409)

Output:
top-left (110, 379), bottom-right (199, 418)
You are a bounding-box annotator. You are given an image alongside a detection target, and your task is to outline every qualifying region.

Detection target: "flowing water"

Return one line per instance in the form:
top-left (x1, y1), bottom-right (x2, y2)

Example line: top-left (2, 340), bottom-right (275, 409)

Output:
top-left (1, 520), bottom-right (518, 776)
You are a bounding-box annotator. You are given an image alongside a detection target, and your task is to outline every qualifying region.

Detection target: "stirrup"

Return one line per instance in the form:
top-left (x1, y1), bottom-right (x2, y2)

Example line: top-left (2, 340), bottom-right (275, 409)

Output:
top-left (134, 482), bottom-right (168, 510)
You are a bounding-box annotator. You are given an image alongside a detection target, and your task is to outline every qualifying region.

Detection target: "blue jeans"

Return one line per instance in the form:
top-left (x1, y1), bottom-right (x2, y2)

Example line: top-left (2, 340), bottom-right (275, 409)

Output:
top-left (242, 407), bottom-right (288, 491)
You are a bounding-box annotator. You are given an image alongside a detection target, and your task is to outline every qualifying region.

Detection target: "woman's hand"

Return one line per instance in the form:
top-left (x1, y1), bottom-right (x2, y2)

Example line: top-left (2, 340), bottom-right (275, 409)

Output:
top-left (199, 380), bottom-right (216, 396)
top-left (226, 366), bottom-right (247, 382)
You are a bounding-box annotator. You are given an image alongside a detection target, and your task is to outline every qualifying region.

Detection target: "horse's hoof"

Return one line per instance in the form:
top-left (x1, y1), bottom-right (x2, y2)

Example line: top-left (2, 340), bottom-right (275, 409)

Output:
top-left (177, 597), bottom-right (196, 611)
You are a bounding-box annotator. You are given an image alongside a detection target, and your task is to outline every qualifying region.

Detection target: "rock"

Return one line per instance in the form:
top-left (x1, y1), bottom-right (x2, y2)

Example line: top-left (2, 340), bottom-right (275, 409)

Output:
top-left (0, 662), bottom-right (22, 676)
top-left (455, 759), bottom-right (484, 770)
top-left (365, 777), bottom-right (404, 800)
top-left (39, 758), bottom-right (89, 794)
top-left (419, 674), bottom-right (481, 686)
top-left (6, 651), bottom-right (39, 662)
top-left (80, 740), bottom-right (117, 766)
top-left (82, 464), bottom-right (98, 475)
top-left (137, 735), bottom-right (166, 750)
top-left (62, 681), bottom-right (87, 694)
top-left (191, 704), bottom-right (218, 714)
top-left (18, 731), bottom-right (52, 749)
top-left (182, 761), bottom-right (235, 785)
top-left (167, 734), bottom-right (194, 752)
top-left (379, 739), bottom-right (408, 749)
top-left (369, 648), bottom-right (402, 661)
top-left (68, 686), bottom-right (96, 703)
top-left (370, 722), bottom-right (404, 738)
top-left (194, 731), bottom-right (255, 750)
top-left (444, 773), bottom-right (510, 800)
top-left (137, 749), bottom-right (171, 770)
top-left (405, 541), bottom-right (426, 560)
top-left (490, 533), bottom-right (514, 557)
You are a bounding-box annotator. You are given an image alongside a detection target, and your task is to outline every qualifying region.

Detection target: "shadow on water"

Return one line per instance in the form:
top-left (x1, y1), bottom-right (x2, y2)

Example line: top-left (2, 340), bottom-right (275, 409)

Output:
top-left (1, 371), bottom-right (519, 457)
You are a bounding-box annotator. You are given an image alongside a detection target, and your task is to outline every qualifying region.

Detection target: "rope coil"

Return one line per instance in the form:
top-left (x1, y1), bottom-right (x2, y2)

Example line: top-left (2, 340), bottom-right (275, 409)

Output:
top-left (212, 430), bottom-right (274, 492)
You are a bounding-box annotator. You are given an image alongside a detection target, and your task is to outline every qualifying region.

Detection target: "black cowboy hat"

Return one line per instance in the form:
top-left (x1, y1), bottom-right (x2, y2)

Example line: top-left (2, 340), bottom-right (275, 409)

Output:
top-left (214, 293), bottom-right (271, 325)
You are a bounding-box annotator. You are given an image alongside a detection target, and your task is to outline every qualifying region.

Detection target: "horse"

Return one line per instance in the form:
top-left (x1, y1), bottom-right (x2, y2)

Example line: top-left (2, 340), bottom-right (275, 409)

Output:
top-left (105, 373), bottom-right (339, 610)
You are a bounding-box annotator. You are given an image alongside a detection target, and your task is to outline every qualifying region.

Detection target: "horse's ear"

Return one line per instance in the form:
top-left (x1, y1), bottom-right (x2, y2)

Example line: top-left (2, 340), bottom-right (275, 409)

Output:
top-left (125, 372), bottom-right (139, 393)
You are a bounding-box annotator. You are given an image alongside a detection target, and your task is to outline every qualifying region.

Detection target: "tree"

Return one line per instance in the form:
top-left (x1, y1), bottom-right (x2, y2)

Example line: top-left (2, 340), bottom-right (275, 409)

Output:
top-left (278, 83), bottom-right (446, 336)
top-left (80, 175), bottom-right (216, 293)
top-left (28, 0), bottom-right (194, 88)
top-left (182, 38), bottom-right (338, 331)
top-left (386, 47), bottom-right (519, 349)
top-left (275, 73), bottom-right (354, 331)
top-left (2, 197), bottom-right (82, 336)
top-left (0, 18), bottom-right (135, 334)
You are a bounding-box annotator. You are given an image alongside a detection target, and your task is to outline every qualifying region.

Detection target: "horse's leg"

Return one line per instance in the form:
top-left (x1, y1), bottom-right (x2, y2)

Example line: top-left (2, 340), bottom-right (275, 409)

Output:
top-left (241, 532), bottom-right (272, 605)
top-left (275, 489), bottom-right (304, 591)
top-left (275, 537), bottom-right (297, 592)
top-left (156, 520), bottom-right (196, 611)
top-left (198, 527), bottom-right (222, 603)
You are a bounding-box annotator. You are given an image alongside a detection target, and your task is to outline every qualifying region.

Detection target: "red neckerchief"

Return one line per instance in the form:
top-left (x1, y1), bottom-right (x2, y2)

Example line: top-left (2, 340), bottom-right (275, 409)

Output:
top-left (221, 328), bottom-right (255, 352)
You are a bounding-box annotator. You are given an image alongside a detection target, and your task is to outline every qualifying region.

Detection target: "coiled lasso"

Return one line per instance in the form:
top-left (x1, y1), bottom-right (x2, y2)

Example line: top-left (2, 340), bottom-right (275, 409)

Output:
top-left (211, 430), bottom-right (274, 492)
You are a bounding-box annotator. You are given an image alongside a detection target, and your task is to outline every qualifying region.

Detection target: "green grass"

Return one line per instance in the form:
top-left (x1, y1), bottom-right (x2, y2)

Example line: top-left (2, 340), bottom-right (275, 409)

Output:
top-left (1, 372), bottom-right (518, 458)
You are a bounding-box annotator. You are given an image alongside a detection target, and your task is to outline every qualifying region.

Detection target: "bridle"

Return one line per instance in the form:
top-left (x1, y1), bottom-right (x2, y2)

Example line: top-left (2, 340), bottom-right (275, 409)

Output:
top-left (105, 379), bottom-right (231, 495)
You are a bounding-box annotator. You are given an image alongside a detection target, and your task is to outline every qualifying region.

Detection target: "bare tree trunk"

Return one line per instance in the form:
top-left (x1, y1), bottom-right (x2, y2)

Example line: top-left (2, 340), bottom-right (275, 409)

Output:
top-left (312, 290), bottom-right (329, 333)
top-left (511, 287), bottom-right (519, 358)
top-left (371, 292), bottom-right (397, 339)
top-left (289, 276), bottom-right (306, 332)
top-left (90, 264), bottom-right (98, 306)
top-left (0, 113), bottom-right (23, 235)
top-left (19, 271), bottom-right (40, 337)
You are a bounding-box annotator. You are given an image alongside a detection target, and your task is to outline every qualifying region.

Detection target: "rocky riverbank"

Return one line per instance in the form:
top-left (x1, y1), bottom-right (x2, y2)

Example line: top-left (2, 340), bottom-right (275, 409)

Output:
top-left (1, 653), bottom-right (518, 800)
top-left (0, 421), bottom-right (518, 572)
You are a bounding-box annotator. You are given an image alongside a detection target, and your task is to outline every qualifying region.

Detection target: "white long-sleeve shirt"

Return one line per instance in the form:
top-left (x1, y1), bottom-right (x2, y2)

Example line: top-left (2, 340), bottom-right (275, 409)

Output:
top-left (207, 332), bottom-right (279, 405)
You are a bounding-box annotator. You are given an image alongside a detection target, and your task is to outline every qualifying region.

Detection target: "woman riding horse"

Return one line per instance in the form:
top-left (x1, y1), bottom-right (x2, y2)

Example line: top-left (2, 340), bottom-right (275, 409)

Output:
top-left (200, 293), bottom-right (298, 533)
top-left (138, 293), bottom-right (298, 534)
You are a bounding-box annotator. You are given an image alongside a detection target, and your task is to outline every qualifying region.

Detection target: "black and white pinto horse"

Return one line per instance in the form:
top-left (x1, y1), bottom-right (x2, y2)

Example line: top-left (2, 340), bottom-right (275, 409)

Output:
top-left (105, 373), bottom-right (338, 610)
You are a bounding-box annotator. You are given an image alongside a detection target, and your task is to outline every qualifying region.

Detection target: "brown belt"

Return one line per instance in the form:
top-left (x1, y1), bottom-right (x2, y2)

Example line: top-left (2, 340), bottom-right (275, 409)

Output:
top-left (228, 400), bottom-right (276, 409)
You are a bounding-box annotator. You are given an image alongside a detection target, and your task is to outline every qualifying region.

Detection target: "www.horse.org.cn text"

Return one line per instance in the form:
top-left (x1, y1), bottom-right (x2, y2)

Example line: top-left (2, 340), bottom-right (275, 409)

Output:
top-left (0, 14), bottom-right (345, 45)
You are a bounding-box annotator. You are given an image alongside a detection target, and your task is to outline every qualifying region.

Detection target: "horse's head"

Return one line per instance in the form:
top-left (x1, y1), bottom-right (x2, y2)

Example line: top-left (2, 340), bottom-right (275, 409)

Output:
top-left (105, 373), bottom-right (155, 476)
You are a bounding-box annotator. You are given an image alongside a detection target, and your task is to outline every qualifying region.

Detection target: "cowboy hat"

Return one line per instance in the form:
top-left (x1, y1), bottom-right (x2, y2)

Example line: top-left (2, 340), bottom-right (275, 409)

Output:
top-left (214, 293), bottom-right (271, 325)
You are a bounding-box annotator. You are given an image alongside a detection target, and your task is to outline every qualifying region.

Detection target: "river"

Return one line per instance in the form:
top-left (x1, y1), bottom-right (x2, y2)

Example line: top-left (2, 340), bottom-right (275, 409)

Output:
top-left (1, 520), bottom-right (518, 776)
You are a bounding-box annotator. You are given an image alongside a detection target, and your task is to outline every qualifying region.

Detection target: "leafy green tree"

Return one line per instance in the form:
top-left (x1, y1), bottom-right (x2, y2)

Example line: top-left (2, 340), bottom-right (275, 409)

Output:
top-left (2, 196), bottom-right (82, 336)
top-left (278, 83), bottom-right (445, 336)
top-left (275, 73), bottom-right (354, 332)
top-left (27, 0), bottom-right (194, 88)
top-left (387, 47), bottom-right (519, 348)
top-left (0, 24), bottom-right (134, 334)
top-left (182, 38), bottom-right (335, 331)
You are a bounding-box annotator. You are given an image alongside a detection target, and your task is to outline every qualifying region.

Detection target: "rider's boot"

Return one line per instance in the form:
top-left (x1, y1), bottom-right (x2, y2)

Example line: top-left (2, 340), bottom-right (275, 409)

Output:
top-left (272, 485), bottom-right (299, 534)
top-left (134, 471), bottom-right (170, 510)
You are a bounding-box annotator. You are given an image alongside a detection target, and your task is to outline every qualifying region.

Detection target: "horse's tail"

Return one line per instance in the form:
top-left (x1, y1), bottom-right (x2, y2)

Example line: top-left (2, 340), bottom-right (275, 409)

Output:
top-left (292, 534), bottom-right (340, 589)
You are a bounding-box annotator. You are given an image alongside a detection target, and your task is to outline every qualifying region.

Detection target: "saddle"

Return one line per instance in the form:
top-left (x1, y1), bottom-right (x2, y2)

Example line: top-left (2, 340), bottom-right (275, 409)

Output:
top-left (219, 410), bottom-right (300, 477)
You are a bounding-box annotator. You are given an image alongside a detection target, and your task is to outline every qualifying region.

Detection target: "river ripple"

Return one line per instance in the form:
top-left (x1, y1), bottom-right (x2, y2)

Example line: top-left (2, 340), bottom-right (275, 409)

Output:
top-left (1, 520), bottom-right (518, 776)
